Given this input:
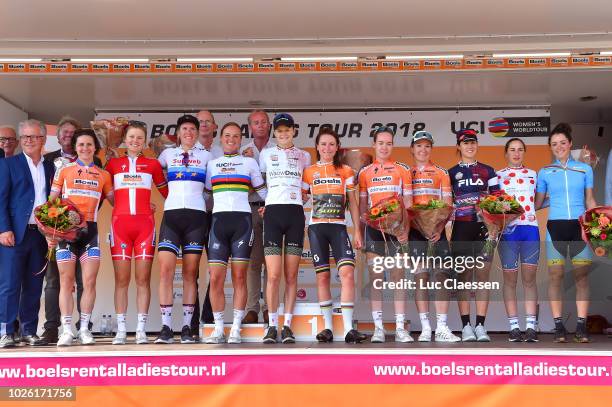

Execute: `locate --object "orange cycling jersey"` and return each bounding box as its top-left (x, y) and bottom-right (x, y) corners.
top-left (51, 160), bottom-right (113, 222)
top-left (410, 162), bottom-right (452, 205)
top-left (302, 162), bottom-right (355, 225)
top-left (358, 160), bottom-right (412, 208)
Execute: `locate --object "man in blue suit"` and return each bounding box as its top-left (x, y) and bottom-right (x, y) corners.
top-left (0, 119), bottom-right (54, 348)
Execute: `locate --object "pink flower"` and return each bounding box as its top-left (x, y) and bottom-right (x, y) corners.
top-left (601, 233), bottom-right (608, 240)
top-left (598, 216), bottom-right (610, 227)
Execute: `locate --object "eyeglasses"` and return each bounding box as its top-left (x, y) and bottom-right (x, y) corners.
top-left (0, 137), bottom-right (17, 143)
top-left (128, 120), bottom-right (147, 128)
top-left (21, 135), bottom-right (45, 142)
top-left (373, 125), bottom-right (396, 136)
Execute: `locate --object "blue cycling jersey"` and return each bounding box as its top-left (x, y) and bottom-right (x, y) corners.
top-left (536, 158), bottom-right (593, 220)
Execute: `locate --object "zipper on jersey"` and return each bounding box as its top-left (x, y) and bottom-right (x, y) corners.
top-left (563, 167), bottom-right (571, 220)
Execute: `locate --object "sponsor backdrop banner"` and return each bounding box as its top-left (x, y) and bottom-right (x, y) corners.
top-left (96, 109), bottom-right (550, 147)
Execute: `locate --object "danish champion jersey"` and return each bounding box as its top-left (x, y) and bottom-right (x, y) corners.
top-left (259, 145), bottom-right (311, 206)
top-left (358, 161), bottom-right (412, 208)
top-left (302, 162), bottom-right (355, 225)
top-left (497, 166), bottom-right (538, 227)
top-left (205, 153), bottom-right (267, 213)
top-left (158, 147), bottom-right (211, 212)
top-left (448, 161), bottom-right (500, 222)
top-left (536, 158), bottom-right (593, 220)
top-left (106, 155), bottom-right (168, 216)
top-left (411, 163), bottom-right (452, 205)
top-left (51, 160), bottom-right (113, 222)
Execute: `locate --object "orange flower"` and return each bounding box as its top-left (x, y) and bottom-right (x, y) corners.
top-left (594, 247), bottom-right (606, 257)
top-left (370, 207), bottom-right (381, 217)
top-left (388, 199), bottom-right (399, 206)
top-left (486, 196), bottom-right (496, 202)
top-left (598, 215), bottom-right (611, 227)
top-left (48, 207), bottom-right (60, 219)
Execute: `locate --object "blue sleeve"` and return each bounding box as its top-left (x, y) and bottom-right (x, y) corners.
top-left (536, 169), bottom-right (547, 194)
top-left (0, 159), bottom-right (12, 233)
top-left (584, 164), bottom-right (594, 189)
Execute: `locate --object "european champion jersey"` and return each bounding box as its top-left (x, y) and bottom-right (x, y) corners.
top-left (259, 145), bottom-right (311, 206)
top-left (448, 161), bottom-right (500, 222)
top-left (158, 146), bottom-right (211, 212)
top-left (106, 155), bottom-right (168, 216)
top-left (536, 158), bottom-right (593, 220)
top-left (205, 153), bottom-right (267, 214)
top-left (497, 166), bottom-right (537, 227)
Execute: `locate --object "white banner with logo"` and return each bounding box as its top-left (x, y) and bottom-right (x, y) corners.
top-left (96, 109), bottom-right (550, 148)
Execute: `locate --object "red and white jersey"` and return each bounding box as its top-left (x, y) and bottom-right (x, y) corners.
top-left (106, 155), bottom-right (168, 216)
top-left (497, 166), bottom-right (538, 227)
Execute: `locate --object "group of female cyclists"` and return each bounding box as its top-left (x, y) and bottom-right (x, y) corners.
top-left (49, 112), bottom-right (596, 347)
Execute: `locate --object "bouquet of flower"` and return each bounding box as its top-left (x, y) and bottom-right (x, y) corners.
top-left (579, 206), bottom-right (612, 258)
top-left (91, 117), bottom-right (130, 160)
top-left (571, 145), bottom-right (600, 169)
top-left (149, 133), bottom-right (178, 157)
top-left (361, 197), bottom-right (410, 252)
top-left (407, 199), bottom-right (454, 256)
top-left (34, 198), bottom-right (87, 264)
top-left (477, 193), bottom-right (525, 256)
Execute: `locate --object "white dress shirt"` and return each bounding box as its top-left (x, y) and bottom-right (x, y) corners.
top-left (25, 153), bottom-right (47, 224)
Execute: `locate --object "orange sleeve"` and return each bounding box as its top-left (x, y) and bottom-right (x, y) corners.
top-left (302, 167), bottom-right (311, 193)
top-left (441, 170), bottom-right (452, 198)
top-left (358, 167), bottom-right (367, 196)
top-left (51, 167), bottom-right (65, 194)
top-left (401, 165), bottom-right (413, 196)
top-left (344, 166), bottom-right (356, 191)
top-left (102, 170), bottom-right (113, 197)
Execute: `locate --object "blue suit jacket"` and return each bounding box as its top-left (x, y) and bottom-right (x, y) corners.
top-left (0, 153), bottom-right (54, 245)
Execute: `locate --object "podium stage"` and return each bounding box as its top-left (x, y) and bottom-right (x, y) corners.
top-left (1, 334), bottom-right (610, 406)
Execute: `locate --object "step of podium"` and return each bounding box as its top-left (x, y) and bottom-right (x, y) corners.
top-left (201, 315), bottom-right (350, 342)
top-left (356, 321), bottom-right (410, 334)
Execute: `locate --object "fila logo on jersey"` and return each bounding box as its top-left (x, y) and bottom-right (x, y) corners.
top-left (372, 176), bottom-right (392, 183)
top-left (457, 178), bottom-right (484, 187)
top-left (313, 178), bottom-right (341, 186)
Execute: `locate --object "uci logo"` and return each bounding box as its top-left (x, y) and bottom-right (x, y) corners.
top-left (457, 178), bottom-right (484, 187)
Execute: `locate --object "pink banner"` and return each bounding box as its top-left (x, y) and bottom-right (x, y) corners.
top-left (1, 354), bottom-right (610, 387)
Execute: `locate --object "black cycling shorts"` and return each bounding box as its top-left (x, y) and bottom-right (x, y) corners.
top-left (450, 221), bottom-right (487, 259)
top-left (208, 212), bottom-right (253, 267)
top-left (263, 204), bottom-right (305, 256)
top-left (307, 223), bottom-right (355, 274)
top-left (158, 209), bottom-right (209, 256)
top-left (364, 225), bottom-right (400, 256)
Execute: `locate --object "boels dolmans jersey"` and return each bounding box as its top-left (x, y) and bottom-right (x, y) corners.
top-left (302, 162), bottom-right (355, 225)
top-left (411, 162), bottom-right (452, 205)
top-left (51, 160), bottom-right (113, 222)
top-left (358, 160), bottom-right (412, 208)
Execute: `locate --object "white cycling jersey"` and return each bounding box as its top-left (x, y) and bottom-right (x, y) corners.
top-left (259, 145), bottom-right (311, 206)
top-left (205, 153), bottom-right (267, 214)
top-left (158, 146), bottom-right (212, 212)
top-left (497, 166), bottom-right (538, 227)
